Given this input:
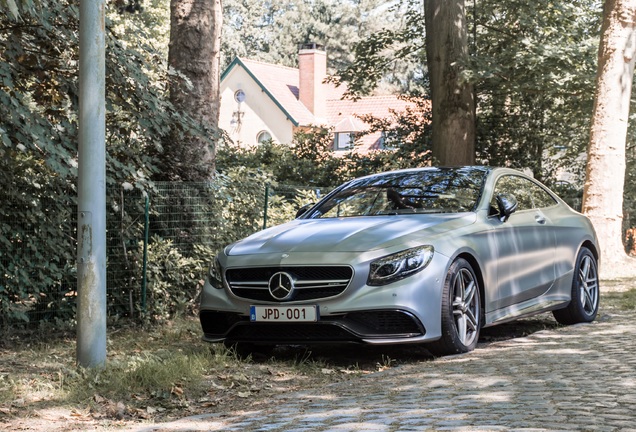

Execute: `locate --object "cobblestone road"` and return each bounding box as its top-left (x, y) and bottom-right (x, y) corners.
top-left (134, 310), bottom-right (636, 432)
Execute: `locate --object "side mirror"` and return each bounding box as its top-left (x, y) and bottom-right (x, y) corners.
top-left (496, 193), bottom-right (518, 222)
top-left (295, 203), bottom-right (314, 219)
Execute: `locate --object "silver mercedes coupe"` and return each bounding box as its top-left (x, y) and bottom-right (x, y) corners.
top-left (199, 166), bottom-right (600, 356)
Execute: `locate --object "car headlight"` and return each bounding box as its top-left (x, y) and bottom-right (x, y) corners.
top-left (368, 246), bottom-right (434, 286)
top-left (208, 257), bottom-right (223, 289)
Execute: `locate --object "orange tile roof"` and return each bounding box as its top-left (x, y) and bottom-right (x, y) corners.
top-left (326, 95), bottom-right (414, 121)
top-left (239, 59), bottom-right (316, 126)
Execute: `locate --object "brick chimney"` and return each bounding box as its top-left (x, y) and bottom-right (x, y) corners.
top-left (298, 43), bottom-right (327, 120)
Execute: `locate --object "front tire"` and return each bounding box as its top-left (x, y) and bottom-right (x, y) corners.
top-left (428, 258), bottom-right (481, 356)
top-left (552, 247), bottom-right (599, 325)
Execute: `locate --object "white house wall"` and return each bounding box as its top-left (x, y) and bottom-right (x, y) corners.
top-left (219, 67), bottom-right (295, 147)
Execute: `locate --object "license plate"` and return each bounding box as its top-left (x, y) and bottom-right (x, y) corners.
top-left (250, 305), bottom-right (318, 322)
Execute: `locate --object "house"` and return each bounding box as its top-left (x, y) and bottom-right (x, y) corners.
top-left (218, 43), bottom-right (417, 152)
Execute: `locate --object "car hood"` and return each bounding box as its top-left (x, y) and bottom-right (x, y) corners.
top-left (226, 213), bottom-right (476, 255)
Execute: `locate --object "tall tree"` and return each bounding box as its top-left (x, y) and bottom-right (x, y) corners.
top-left (424, 0), bottom-right (475, 166)
top-left (583, 0), bottom-right (636, 277)
top-left (166, 0), bottom-right (222, 180)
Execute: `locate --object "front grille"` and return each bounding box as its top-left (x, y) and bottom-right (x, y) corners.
top-left (225, 266), bottom-right (353, 302)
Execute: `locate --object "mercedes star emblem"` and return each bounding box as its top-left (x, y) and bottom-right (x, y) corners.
top-left (268, 272), bottom-right (295, 301)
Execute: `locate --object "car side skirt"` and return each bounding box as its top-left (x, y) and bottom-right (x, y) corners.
top-left (484, 269), bottom-right (573, 326)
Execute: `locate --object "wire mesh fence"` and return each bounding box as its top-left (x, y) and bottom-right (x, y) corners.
top-left (0, 181), bottom-right (332, 328)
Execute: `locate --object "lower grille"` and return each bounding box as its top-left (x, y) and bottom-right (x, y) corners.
top-left (200, 310), bottom-right (425, 343)
top-left (229, 323), bottom-right (357, 342)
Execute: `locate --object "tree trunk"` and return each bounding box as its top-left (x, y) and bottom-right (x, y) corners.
top-left (424, 0), bottom-right (475, 166)
top-left (583, 0), bottom-right (636, 278)
top-left (167, 0), bottom-right (222, 180)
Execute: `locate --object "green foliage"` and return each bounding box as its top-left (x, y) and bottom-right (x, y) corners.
top-left (266, 188), bottom-right (328, 228)
top-left (348, 95), bottom-right (433, 176)
top-left (140, 236), bottom-right (212, 321)
top-left (0, 0), bottom-right (39, 20)
top-left (212, 168), bottom-right (273, 242)
top-left (326, 0), bottom-right (426, 96)
top-left (217, 131), bottom-right (345, 187)
top-left (335, 0), bottom-right (601, 184)
top-left (105, 173), bottom-right (271, 322)
top-left (0, 0), bottom-right (216, 325)
top-left (470, 0), bottom-right (601, 182)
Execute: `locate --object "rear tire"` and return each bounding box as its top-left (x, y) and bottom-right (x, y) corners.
top-left (428, 258), bottom-right (481, 357)
top-left (552, 247), bottom-right (599, 325)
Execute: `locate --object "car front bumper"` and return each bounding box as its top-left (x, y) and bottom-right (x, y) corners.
top-left (199, 249), bottom-right (450, 345)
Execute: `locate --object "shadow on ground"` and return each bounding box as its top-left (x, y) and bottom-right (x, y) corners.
top-left (241, 313), bottom-right (561, 370)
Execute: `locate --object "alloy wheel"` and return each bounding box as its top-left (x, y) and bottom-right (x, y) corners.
top-left (451, 267), bottom-right (480, 347)
top-left (578, 254), bottom-right (599, 316)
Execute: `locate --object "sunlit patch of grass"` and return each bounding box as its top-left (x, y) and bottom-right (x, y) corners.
top-left (618, 289), bottom-right (636, 310)
top-left (602, 288), bottom-right (636, 311)
top-left (0, 339), bottom-right (74, 407)
top-left (0, 373), bottom-right (18, 403)
top-left (64, 323), bottom-right (243, 407)
top-left (0, 316), bottom-right (247, 416)
top-left (623, 290), bottom-right (636, 309)
top-left (67, 348), bottom-right (211, 403)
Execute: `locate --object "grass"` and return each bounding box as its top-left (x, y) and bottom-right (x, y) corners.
top-left (601, 289), bottom-right (636, 311)
top-left (0, 319), bottom-right (247, 419)
top-left (0, 317), bottom-right (371, 427)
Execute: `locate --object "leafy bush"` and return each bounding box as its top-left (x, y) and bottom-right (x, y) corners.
top-left (0, 1), bottom-right (219, 326)
top-left (141, 236), bottom-right (214, 322)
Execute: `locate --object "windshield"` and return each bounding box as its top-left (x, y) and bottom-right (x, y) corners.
top-left (307, 167), bottom-right (489, 219)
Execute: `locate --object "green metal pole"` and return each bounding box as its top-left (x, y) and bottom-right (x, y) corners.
top-left (141, 194), bottom-right (149, 313)
top-left (263, 184), bottom-right (270, 230)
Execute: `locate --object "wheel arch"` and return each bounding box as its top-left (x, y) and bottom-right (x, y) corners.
top-left (581, 240), bottom-right (599, 263)
top-left (456, 252), bottom-right (486, 314)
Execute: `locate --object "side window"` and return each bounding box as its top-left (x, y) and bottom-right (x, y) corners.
top-left (492, 175), bottom-right (557, 213)
top-left (492, 176), bottom-right (533, 212)
top-left (529, 183), bottom-right (557, 208)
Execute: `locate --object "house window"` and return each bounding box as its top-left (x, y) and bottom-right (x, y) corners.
top-left (334, 132), bottom-right (354, 150)
top-left (257, 130), bottom-right (272, 144)
top-left (380, 131), bottom-right (395, 150)
top-left (234, 89), bottom-right (246, 103)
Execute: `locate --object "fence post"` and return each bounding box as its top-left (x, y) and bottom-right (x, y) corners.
top-left (262, 184), bottom-right (270, 230)
top-left (141, 194), bottom-right (149, 313)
